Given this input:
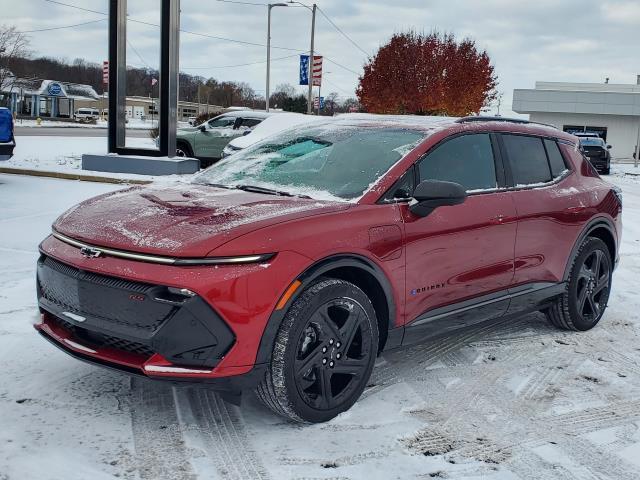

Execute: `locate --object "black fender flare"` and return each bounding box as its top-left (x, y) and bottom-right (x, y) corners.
top-left (254, 254), bottom-right (398, 366)
top-left (563, 216), bottom-right (617, 281)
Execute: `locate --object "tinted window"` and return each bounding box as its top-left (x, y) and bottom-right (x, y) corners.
top-left (208, 117), bottom-right (236, 128)
top-left (503, 135), bottom-right (551, 185)
top-left (242, 118), bottom-right (262, 128)
top-left (418, 134), bottom-right (497, 191)
top-left (544, 139), bottom-right (568, 177)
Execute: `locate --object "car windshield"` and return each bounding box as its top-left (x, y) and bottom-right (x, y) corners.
top-left (579, 137), bottom-right (605, 147)
top-left (193, 123), bottom-right (425, 201)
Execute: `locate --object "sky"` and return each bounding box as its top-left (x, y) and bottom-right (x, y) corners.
top-left (3, 0), bottom-right (640, 116)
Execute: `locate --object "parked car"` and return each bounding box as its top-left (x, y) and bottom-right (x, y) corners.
top-left (221, 112), bottom-right (324, 158)
top-left (0, 107), bottom-right (15, 160)
top-left (73, 108), bottom-right (100, 122)
top-left (578, 136), bottom-right (611, 174)
top-left (173, 111), bottom-right (273, 167)
top-left (36, 116), bottom-right (622, 423)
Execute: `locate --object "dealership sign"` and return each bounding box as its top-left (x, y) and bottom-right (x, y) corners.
top-left (299, 55), bottom-right (323, 86)
top-left (47, 83), bottom-right (63, 96)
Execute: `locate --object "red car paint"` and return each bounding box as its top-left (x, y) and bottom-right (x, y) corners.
top-left (36, 118), bottom-right (622, 382)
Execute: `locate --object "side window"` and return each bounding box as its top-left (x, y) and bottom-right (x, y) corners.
top-left (208, 117), bottom-right (236, 128)
top-left (242, 118), bottom-right (262, 128)
top-left (383, 168), bottom-right (415, 201)
top-left (502, 135), bottom-right (551, 185)
top-left (544, 139), bottom-right (568, 177)
top-left (418, 133), bottom-right (497, 191)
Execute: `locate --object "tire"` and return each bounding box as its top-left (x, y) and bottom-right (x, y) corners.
top-left (175, 141), bottom-right (193, 158)
top-left (545, 237), bottom-right (612, 331)
top-left (256, 278), bottom-right (379, 423)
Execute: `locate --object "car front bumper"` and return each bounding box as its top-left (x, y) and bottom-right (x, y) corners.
top-left (36, 234), bottom-right (310, 385)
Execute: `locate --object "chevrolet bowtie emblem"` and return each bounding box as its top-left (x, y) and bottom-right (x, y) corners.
top-left (80, 246), bottom-right (102, 258)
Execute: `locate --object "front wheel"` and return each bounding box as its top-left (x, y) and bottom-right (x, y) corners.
top-left (256, 278), bottom-right (379, 423)
top-left (545, 237), bottom-right (612, 331)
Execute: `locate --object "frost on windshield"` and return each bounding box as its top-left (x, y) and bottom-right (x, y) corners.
top-left (193, 123), bottom-right (426, 202)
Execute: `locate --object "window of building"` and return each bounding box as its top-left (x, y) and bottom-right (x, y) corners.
top-left (502, 135), bottom-right (552, 185)
top-left (418, 133), bottom-right (497, 191)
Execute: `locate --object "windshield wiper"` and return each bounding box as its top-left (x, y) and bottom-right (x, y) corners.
top-left (201, 182), bottom-right (234, 189)
top-left (234, 184), bottom-right (312, 199)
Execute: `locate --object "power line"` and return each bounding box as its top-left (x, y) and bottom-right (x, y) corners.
top-left (317, 6), bottom-right (370, 58)
top-left (324, 56), bottom-right (361, 76)
top-left (43, 0), bottom-right (106, 16)
top-left (41, 0), bottom-right (363, 75)
top-left (18, 18), bottom-right (106, 34)
top-left (127, 40), bottom-right (153, 70)
top-left (215, 0), bottom-right (269, 5)
top-left (322, 76), bottom-right (354, 96)
top-left (183, 53), bottom-right (299, 70)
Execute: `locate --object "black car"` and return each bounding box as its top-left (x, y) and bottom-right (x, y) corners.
top-left (578, 136), bottom-right (611, 174)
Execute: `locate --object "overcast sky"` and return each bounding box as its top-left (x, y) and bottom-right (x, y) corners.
top-left (4, 0), bottom-right (640, 116)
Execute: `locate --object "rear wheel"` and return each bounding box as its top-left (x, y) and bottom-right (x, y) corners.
top-left (545, 237), bottom-right (612, 331)
top-left (256, 278), bottom-right (378, 423)
top-left (175, 141), bottom-right (193, 158)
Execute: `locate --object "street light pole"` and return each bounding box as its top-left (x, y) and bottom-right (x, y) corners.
top-left (307, 3), bottom-right (316, 115)
top-left (266, 3), bottom-right (288, 112)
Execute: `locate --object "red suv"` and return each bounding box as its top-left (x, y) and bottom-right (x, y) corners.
top-left (36, 116), bottom-right (622, 423)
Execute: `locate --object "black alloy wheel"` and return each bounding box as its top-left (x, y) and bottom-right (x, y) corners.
top-left (256, 278), bottom-right (379, 423)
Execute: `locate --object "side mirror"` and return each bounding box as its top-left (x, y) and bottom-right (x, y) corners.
top-left (409, 180), bottom-right (467, 217)
top-left (606, 145), bottom-right (612, 149)
top-left (199, 125), bottom-right (207, 133)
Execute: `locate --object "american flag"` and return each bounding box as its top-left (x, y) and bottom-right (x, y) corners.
top-left (151, 78), bottom-right (158, 87)
top-left (102, 61), bottom-right (109, 85)
top-left (312, 56), bottom-right (323, 86)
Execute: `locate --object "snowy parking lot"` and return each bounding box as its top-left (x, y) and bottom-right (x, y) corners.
top-left (1, 169), bottom-right (640, 480)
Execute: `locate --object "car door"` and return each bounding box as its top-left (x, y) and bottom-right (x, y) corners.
top-left (499, 134), bottom-right (583, 307)
top-left (400, 133), bottom-right (517, 344)
top-left (194, 116), bottom-right (237, 158)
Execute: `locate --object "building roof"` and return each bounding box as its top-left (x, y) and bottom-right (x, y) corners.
top-left (0, 76), bottom-right (100, 101)
top-left (513, 80), bottom-right (640, 117)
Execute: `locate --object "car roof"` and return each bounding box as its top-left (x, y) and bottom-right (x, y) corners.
top-left (219, 110), bottom-right (274, 120)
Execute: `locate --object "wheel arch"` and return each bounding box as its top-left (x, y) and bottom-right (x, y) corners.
top-left (254, 254), bottom-right (398, 365)
top-left (563, 216), bottom-right (617, 281)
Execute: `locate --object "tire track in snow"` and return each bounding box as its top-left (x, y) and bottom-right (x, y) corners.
top-left (174, 388), bottom-right (270, 480)
top-left (129, 378), bottom-right (196, 480)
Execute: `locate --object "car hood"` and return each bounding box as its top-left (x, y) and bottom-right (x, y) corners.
top-left (52, 183), bottom-right (350, 258)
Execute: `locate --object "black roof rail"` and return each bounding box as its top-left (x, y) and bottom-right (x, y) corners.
top-left (456, 115), bottom-right (558, 129)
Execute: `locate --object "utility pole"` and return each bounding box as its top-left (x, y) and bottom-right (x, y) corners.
top-left (635, 116), bottom-right (640, 168)
top-left (307, 3), bottom-right (316, 115)
top-left (266, 3), bottom-right (288, 112)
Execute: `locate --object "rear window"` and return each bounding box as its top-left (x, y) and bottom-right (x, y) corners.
top-left (544, 139), bottom-right (568, 177)
top-left (503, 135), bottom-right (551, 186)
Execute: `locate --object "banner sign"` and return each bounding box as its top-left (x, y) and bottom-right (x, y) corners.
top-left (299, 55), bottom-right (309, 85)
top-left (312, 56), bottom-right (323, 86)
top-left (300, 55), bottom-right (323, 86)
top-left (314, 96), bottom-right (325, 109)
top-left (102, 61), bottom-right (109, 85)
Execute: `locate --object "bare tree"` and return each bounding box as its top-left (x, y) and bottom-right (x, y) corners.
top-left (0, 25), bottom-right (31, 102)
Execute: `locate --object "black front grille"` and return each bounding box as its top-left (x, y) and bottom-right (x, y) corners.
top-left (51, 314), bottom-right (155, 357)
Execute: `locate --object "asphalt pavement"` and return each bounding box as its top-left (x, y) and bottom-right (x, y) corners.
top-left (14, 126), bottom-right (151, 138)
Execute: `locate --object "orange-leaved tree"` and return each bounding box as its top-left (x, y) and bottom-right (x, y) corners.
top-left (357, 31), bottom-right (497, 116)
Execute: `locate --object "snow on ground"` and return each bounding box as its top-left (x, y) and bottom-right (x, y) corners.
top-left (1, 168), bottom-right (640, 480)
top-left (3, 135), bottom-right (188, 184)
top-left (12, 118), bottom-right (184, 130)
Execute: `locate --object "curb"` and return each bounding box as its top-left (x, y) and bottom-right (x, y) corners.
top-left (0, 167), bottom-right (152, 185)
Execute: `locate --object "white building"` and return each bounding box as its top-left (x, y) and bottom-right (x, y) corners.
top-left (513, 79), bottom-right (640, 160)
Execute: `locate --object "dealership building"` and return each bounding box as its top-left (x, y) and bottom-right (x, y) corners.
top-left (512, 79), bottom-right (640, 160)
top-left (1, 74), bottom-right (220, 121)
